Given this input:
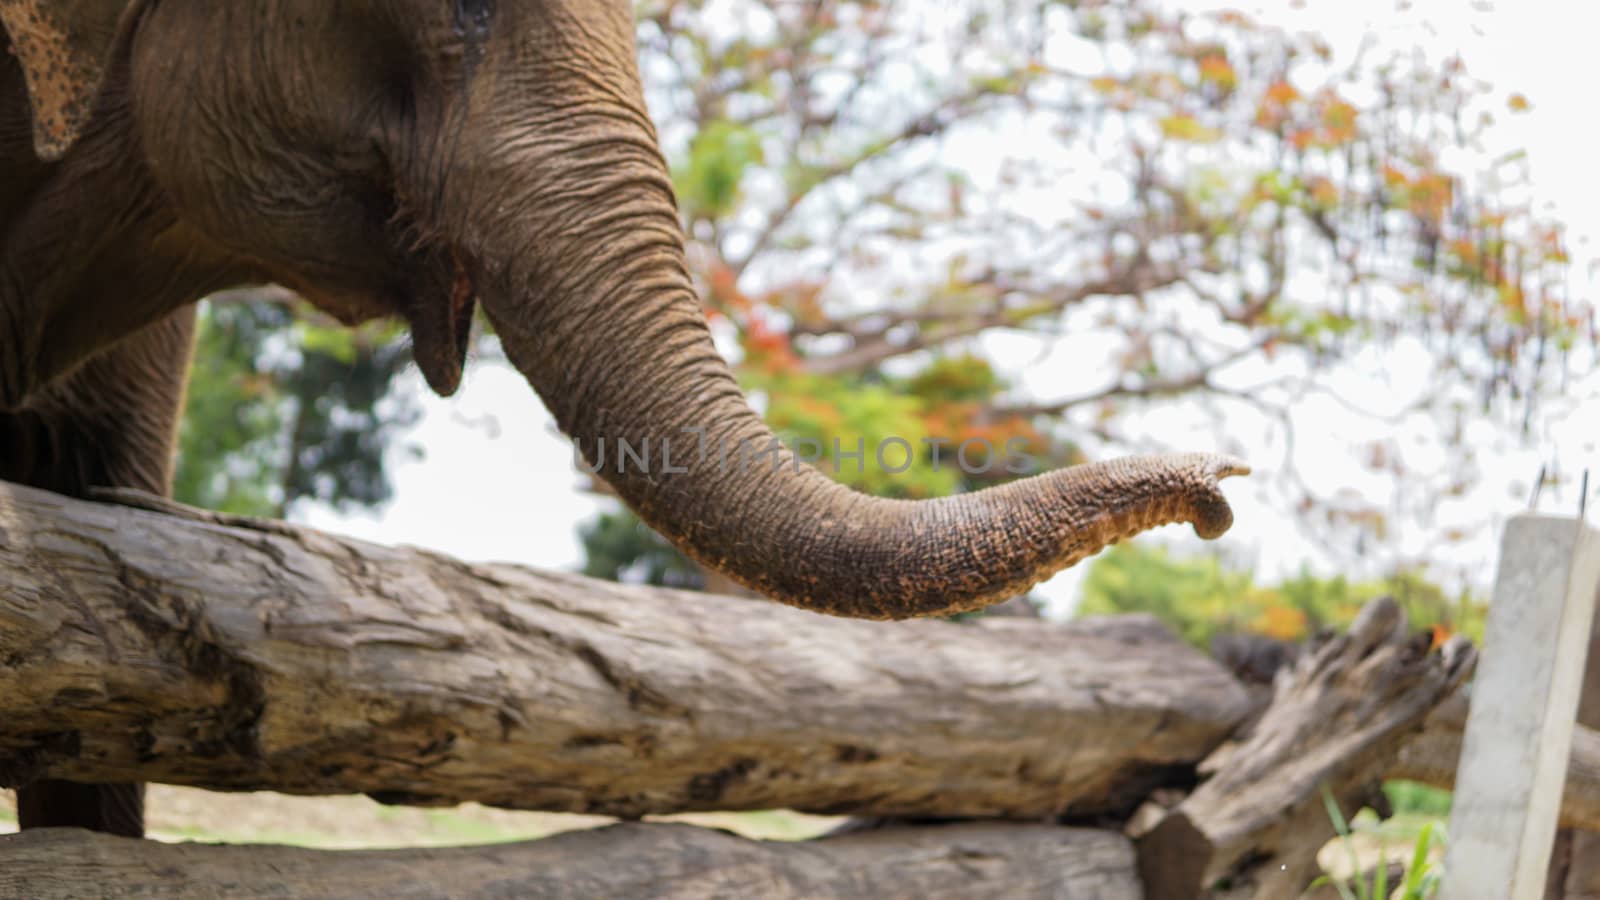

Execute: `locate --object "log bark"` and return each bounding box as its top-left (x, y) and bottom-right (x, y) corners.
top-left (1136, 598), bottom-right (1478, 900)
top-left (0, 822), bottom-right (1142, 899)
top-left (1390, 691), bottom-right (1600, 833)
top-left (0, 480), bottom-right (1252, 819)
top-left (1550, 583), bottom-right (1600, 900)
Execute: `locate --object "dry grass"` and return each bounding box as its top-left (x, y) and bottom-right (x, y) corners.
top-left (0, 787), bottom-right (841, 848)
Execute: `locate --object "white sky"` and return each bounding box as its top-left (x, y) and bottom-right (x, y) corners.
top-left (298, 0), bottom-right (1600, 615)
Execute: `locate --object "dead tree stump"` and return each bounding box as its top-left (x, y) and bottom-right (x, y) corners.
top-left (1137, 597), bottom-right (1476, 899)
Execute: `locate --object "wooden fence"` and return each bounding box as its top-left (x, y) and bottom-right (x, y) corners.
top-left (0, 479), bottom-right (1590, 898)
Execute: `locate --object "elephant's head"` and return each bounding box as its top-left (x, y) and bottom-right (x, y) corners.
top-left (1, 0), bottom-right (1246, 618)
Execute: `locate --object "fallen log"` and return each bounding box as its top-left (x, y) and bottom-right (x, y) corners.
top-left (1136, 598), bottom-right (1477, 900)
top-left (1199, 629), bottom-right (1600, 835)
top-left (0, 822), bottom-right (1142, 899)
top-left (0, 480), bottom-right (1252, 819)
top-left (1390, 690), bottom-right (1600, 832)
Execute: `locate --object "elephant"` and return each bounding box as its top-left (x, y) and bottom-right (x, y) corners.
top-left (0, 0), bottom-right (1248, 837)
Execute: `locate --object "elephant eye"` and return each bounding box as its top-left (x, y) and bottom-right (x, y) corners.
top-left (454, 0), bottom-right (494, 39)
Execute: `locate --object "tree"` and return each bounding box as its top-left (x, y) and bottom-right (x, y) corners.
top-left (1077, 543), bottom-right (1486, 650)
top-left (173, 291), bottom-right (424, 518)
top-left (581, 0), bottom-right (1592, 591)
top-left (580, 509), bottom-right (708, 589)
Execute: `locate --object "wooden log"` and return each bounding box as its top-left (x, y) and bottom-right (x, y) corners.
top-left (1550, 579), bottom-right (1600, 900)
top-left (0, 822), bottom-right (1143, 899)
top-left (1197, 630), bottom-right (1600, 834)
top-left (0, 480), bottom-right (1253, 819)
top-left (1135, 597), bottom-right (1477, 900)
top-left (1195, 625), bottom-right (1600, 835)
top-left (1442, 516), bottom-right (1600, 900)
top-left (1389, 691), bottom-right (1600, 833)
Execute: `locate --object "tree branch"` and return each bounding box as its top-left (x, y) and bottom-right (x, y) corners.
top-left (798, 262), bottom-right (1191, 376)
top-left (995, 334), bottom-right (1277, 419)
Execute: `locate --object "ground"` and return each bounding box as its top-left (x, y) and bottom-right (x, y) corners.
top-left (0, 788), bottom-right (840, 847)
top-left (1, 786), bottom-right (1440, 889)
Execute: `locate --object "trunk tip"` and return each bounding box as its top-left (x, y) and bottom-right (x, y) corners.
top-left (1184, 452), bottom-right (1250, 539)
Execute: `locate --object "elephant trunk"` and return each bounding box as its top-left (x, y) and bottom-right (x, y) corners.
top-left (442, 29), bottom-right (1246, 619)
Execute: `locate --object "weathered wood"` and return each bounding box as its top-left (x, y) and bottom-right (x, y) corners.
top-left (0, 480), bottom-right (1252, 819)
top-left (1550, 580), bottom-right (1600, 900)
top-left (1196, 630), bottom-right (1600, 835)
top-left (1390, 691), bottom-right (1600, 833)
top-left (0, 822), bottom-right (1142, 899)
top-left (1561, 834), bottom-right (1600, 900)
top-left (1443, 516), bottom-right (1600, 900)
top-left (1543, 828), bottom-right (1600, 900)
top-left (1198, 629), bottom-right (1600, 835)
top-left (1135, 598), bottom-right (1476, 900)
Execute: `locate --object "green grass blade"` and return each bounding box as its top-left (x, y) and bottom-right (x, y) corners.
top-left (1402, 822), bottom-right (1434, 896)
top-left (1321, 786), bottom-right (1371, 900)
top-left (1322, 785), bottom-right (1352, 836)
top-left (1375, 835), bottom-right (1389, 899)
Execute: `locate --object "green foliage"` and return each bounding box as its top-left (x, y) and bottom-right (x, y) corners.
top-left (174, 304), bottom-right (292, 516)
top-left (742, 353), bottom-right (1059, 498)
top-left (172, 298), bottom-right (421, 517)
top-left (1383, 781), bottom-right (1453, 819)
top-left (277, 321), bottom-right (420, 511)
top-left (1311, 785), bottom-right (1445, 899)
top-left (1078, 544), bottom-right (1256, 646)
top-left (752, 368), bottom-right (962, 499)
top-left (1078, 544), bottom-right (1485, 648)
top-left (903, 355), bottom-right (1005, 406)
top-left (672, 120), bottom-right (765, 222)
top-left (579, 510), bottom-right (706, 589)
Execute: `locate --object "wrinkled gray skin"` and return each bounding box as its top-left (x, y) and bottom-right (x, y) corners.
top-left (0, 0), bottom-right (1247, 836)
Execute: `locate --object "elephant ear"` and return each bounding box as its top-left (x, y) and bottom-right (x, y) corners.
top-left (0, 0), bottom-right (129, 161)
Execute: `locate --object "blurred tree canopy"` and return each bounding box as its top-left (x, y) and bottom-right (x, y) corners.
top-left (589, 0), bottom-right (1592, 589)
top-left (173, 292), bottom-right (424, 517)
top-left (580, 509), bottom-right (709, 590)
top-left (1078, 543), bottom-right (1485, 649)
